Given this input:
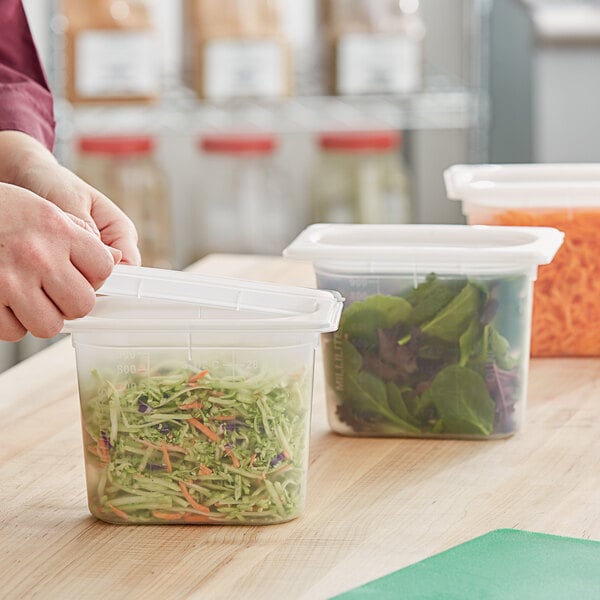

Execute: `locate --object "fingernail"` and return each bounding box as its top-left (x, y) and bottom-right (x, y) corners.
top-left (106, 245), bottom-right (123, 264)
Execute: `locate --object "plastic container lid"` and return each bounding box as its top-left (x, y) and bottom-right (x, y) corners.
top-left (63, 265), bottom-right (343, 332)
top-left (283, 223), bottom-right (565, 275)
top-left (200, 134), bottom-right (278, 155)
top-left (77, 136), bottom-right (155, 156)
top-left (444, 164), bottom-right (600, 208)
top-left (318, 131), bottom-right (401, 152)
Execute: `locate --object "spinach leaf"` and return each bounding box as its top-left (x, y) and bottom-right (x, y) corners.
top-left (407, 274), bottom-right (465, 325)
top-left (344, 371), bottom-right (421, 433)
top-left (421, 365), bottom-right (495, 436)
top-left (386, 381), bottom-right (420, 427)
top-left (488, 327), bottom-right (518, 370)
top-left (421, 282), bottom-right (483, 342)
top-left (459, 320), bottom-right (484, 367)
top-left (340, 294), bottom-right (412, 343)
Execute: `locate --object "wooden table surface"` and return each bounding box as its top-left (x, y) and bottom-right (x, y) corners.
top-left (1, 254), bottom-right (599, 600)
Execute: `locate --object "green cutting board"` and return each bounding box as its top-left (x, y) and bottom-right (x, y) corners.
top-left (332, 529), bottom-right (600, 599)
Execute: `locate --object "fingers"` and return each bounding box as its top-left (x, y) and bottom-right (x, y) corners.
top-left (41, 266), bottom-right (97, 321)
top-left (66, 212), bottom-right (123, 265)
top-left (12, 160), bottom-right (142, 267)
top-left (0, 234), bottom-right (109, 341)
top-left (0, 185), bottom-right (120, 342)
top-left (59, 191), bottom-right (140, 266)
top-left (67, 219), bottom-right (118, 290)
top-left (0, 306), bottom-right (27, 342)
top-left (8, 288), bottom-right (64, 339)
top-left (65, 212), bottom-right (101, 237)
top-left (107, 245), bottom-right (123, 264)
top-left (110, 236), bottom-right (141, 266)
top-left (90, 192), bottom-right (142, 266)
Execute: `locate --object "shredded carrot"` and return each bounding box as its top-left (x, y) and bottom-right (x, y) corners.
top-left (188, 370), bottom-right (209, 384)
top-left (248, 453), bottom-right (257, 467)
top-left (178, 481), bottom-right (211, 514)
top-left (213, 414), bottom-right (236, 421)
top-left (182, 513), bottom-right (211, 523)
top-left (108, 503), bottom-right (129, 521)
top-left (224, 445), bottom-right (240, 468)
top-left (98, 437), bottom-right (110, 464)
top-left (152, 510), bottom-right (184, 521)
top-left (161, 442), bottom-right (173, 473)
top-left (178, 402), bottom-right (205, 410)
top-left (198, 464), bottom-right (213, 476)
top-left (87, 443), bottom-right (100, 458)
top-left (481, 208), bottom-right (600, 356)
top-left (188, 417), bottom-right (220, 442)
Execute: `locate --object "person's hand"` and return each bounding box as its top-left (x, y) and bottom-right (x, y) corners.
top-left (0, 130), bottom-right (141, 266)
top-left (0, 183), bottom-right (121, 341)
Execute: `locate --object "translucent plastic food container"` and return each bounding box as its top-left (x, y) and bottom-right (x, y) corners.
top-left (445, 163), bottom-right (600, 357)
top-left (284, 224), bottom-right (563, 440)
top-left (64, 266), bottom-right (343, 525)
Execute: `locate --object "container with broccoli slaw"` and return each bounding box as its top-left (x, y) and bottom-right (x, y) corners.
top-left (283, 224), bottom-right (563, 440)
top-left (64, 265), bottom-right (343, 525)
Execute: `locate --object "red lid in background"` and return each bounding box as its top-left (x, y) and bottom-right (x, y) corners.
top-left (200, 134), bottom-right (278, 155)
top-left (77, 136), bottom-right (155, 156)
top-left (318, 131), bottom-right (401, 152)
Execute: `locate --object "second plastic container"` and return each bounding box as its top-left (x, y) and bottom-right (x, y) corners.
top-left (445, 163), bottom-right (600, 357)
top-left (284, 224), bottom-right (564, 440)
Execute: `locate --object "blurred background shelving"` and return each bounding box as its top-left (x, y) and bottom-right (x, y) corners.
top-left (21, 0), bottom-right (492, 263)
top-left (3, 0), bottom-right (492, 371)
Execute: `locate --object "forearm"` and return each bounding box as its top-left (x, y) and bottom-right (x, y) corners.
top-left (0, 129), bottom-right (58, 184)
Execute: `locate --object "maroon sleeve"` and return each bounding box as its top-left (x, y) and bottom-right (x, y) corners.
top-left (0, 0), bottom-right (56, 150)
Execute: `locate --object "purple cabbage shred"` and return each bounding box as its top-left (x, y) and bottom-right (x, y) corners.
top-left (270, 452), bottom-right (286, 467)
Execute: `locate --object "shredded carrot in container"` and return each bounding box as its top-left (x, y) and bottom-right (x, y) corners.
top-left (108, 504), bottom-right (129, 521)
top-left (178, 402), bottom-right (205, 410)
top-left (178, 481), bottom-right (211, 514)
top-left (152, 510), bottom-right (184, 521)
top-left (224, 445), bottom-right (240, 468)
top-left (188, 370), bottom-right (209, 385)
top-left (182, 513), bottom-right (211, 523)
top-left (161, 442), bottom-right (173, 473)
top-left (483, 208), bottom-right (600, 356)
top-left (98, 437), bottom-right (110, 464)
top-left (188, 417), bottom-right (220, 442)
top-left (198, 464), bottom-right (213, 476)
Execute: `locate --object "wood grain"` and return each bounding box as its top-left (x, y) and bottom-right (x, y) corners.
top-left (0, 255), bottom-right (598, 600)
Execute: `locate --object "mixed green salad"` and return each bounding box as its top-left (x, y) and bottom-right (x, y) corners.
top-left (80, 363), bottom-right (310, 524)
top-left (323, 273), bottom-right (526, 438)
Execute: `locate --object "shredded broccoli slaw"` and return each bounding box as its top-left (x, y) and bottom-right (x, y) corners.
top-left (80, 362), bottom-right (311, 524)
